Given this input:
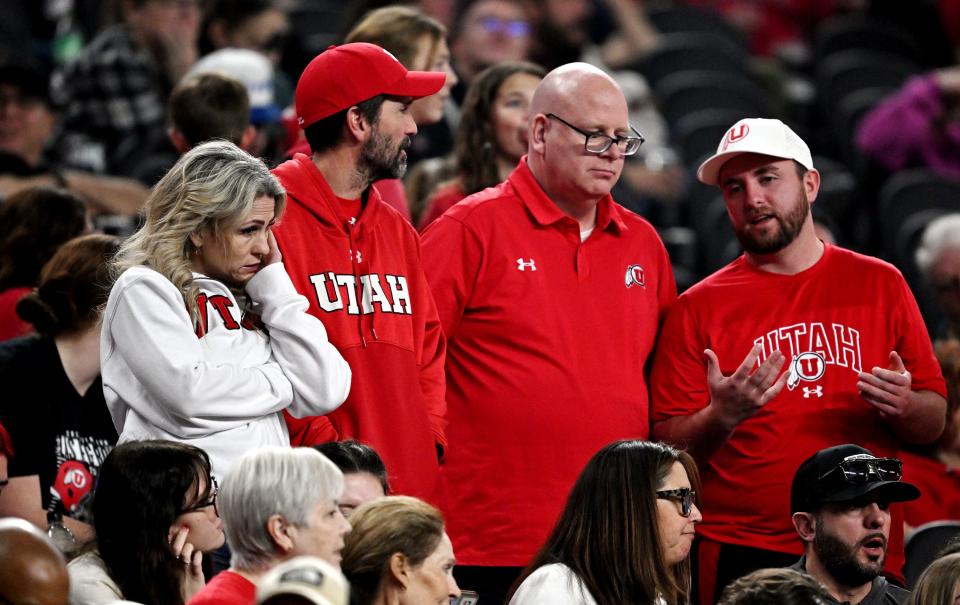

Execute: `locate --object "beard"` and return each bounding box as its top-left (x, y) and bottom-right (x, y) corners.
top-left (733, 190), bottom-right (809, 255)
top-left (813, 526), bottom-right (886, 589)
top-left (359, 127), bottom-right (410, 183)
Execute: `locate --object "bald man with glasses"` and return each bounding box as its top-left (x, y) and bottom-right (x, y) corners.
top-left (421, 62), bottom-right (675, 604)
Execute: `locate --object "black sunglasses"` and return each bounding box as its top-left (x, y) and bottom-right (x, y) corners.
top-left (816, 455), bottom-right (902, 495)
top-left (656, 487), bottom-right (697, 517)
top-left (179, 476), bottom-right (219, 517)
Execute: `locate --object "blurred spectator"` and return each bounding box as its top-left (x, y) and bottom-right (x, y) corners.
top-left (524, 0), bottom-right (658, 71)
top-left (52, 0), bottom-right (201, 177)
top-left (789, 445), bottom-right (918, 605)
top-left (508, 440), bottom-right (701, 605)
top-left (916, 214), bottom-right (960, 341)
top-left (0, 517), bottom-right (69, 605)
top-left (422, 63), bottom-right (675, 604)
top-left (718, 568), bottom-right (831, 605)
top-left (312, 441), bottom-right (389, 517)
top-left (417, 61), bottom-right (544, 229)
top-left (449, 0), bottom-right (533, 93)
top-left (0, 63), bottom-right (150, 215)
top-left (0, 234), bottom-right (120, 554)
top-left (340, 496), bottom-right (461, 605)
top-left (908, 551), bottom-right (960, 605)
top-left (651, 118), bottom-right (946, 602)
top-left (170, 71), bottom-right (252, 152)
top-left (188, 446), bottom-right (350, 604)
top-left (200, 0), bottom-right (293, 105)
top-left (68, 440), bottom-right (224, 604)
top-left (345, 6), bottom-right (460, 217)
top-left (272, 43), bottom-right (448, 502)
top-left (856, 66), bottom-right (960, 181)
top-left (256, 556), bottom-right (349, 605)
top-left (102, 141), bottom-right (350, 482)
top-left (901, 339), bottom-right (960, 530)
top-left (0, 186), bottom-right (88, 342)
top-left (188, 48), bottom-right (285, 159)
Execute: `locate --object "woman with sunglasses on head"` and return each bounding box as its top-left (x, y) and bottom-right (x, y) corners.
top-left (102, 141), bottom-right (351, 483)
top-left (68, 440), bottom-right (224, 605)
top-left (508, 440), bottom-right (702, 605)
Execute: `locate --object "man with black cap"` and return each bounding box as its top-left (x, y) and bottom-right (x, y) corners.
top-left (790, 444), bottom-right (920, 605)
top-left (272, 43), bottom-right (449, 503)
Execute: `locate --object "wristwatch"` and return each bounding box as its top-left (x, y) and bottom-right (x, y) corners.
top-left (47, 511), bottom-right (77, 553)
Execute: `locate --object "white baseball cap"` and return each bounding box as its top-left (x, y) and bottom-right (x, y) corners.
top-left (189, 48), bottom-right (281, 125)
top-left (256, 557), bottom-right (349, 605)
top-left (697, 118), bottom-right (814, 186)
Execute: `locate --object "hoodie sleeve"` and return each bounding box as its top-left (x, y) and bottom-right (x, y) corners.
top-left (102, 270), bottom-right (293, 437)
top-left (246, 263), bottom-right (352, 417)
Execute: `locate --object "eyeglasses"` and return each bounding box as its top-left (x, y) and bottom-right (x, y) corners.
top-left (477, 16), bottom-right (531, 37)
top-left (816, 455), bottom-right (902, 495)
top-left (179, 476), bottom-right (219, 517)
top-left (656, 487), bottom-right (696, 517)
top-left (546, 113), bottom-right (645, 155)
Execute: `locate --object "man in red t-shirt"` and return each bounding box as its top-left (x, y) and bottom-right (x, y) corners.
top-left (422, 62), bottom-right (675, 605)
top-left (650, 118), bottom-right (946, 604)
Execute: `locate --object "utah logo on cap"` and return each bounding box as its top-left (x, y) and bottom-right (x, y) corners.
top-left (720, 123), bottom-right (750, 152)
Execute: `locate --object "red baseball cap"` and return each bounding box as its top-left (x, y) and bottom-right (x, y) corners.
top-left (295, 43), bottom-right (446, 128)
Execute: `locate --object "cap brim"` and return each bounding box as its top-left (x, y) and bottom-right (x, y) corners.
top-left (383, 71), bottom-right (445, 100)
top-left (259, 585), bottom-right (336, 605)
top-left (820, 480), bottom-right (921, 506)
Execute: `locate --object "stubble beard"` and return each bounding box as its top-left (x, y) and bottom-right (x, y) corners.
top-left (357, 128), bottom-right (409, 187)
top-left (734, 190), bottom-right (809, 255)
top-left (813, 527), bottom-right (885, 589)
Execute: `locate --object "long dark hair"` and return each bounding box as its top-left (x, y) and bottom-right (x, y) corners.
top-left (455, 61), bottom-right (545, 195)
top-left (93, 440), bottom-right (214, 605)
top-left (512, 440), bottom-right (700, 605)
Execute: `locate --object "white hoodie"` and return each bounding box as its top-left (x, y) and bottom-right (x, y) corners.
top-left (100, 263), bottom-right (351, 478)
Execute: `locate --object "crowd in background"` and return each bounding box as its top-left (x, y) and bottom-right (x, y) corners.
top-left (2, 0), bottom-right (960, 604)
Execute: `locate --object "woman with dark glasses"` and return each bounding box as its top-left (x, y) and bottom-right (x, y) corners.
top-left (68, 440), bottom-right (225, 605)
top-left (509, 440), bottom-right (702, 605)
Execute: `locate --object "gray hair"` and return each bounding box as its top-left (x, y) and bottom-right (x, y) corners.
top-left (110, 140), bottom-right (285, 321)
top-left (221, 446), bottom-right (344, 571)
top-left (916, 214), bottom-right (960, 277)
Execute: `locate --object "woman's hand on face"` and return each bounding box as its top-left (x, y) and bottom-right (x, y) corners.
top-left (170, 526), bottom-right (206, 600)
top-left (262, 229), bottom-right (282, 268)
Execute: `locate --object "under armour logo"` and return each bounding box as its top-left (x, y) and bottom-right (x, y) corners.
top-left (516, 258), bottom-right (536, 271)
top-left (802, 386), bottom-right (823, 398)
top-left (349, 249), bottom-right (362, 263)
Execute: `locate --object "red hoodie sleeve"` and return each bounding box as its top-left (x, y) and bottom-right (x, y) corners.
top-left (411, 232), bottom-right (448, 457)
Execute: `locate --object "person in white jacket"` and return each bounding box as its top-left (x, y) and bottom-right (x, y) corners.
top-left (101, 140), bottom-right (351, 479)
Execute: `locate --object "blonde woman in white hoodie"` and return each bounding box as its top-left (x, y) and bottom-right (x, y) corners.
top-left (101, 140), bottom-right (351, 480)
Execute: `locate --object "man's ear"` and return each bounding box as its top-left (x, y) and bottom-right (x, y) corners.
top-left (345, 106), bottom-right (372, 143)
top-left (240, 125), bottom-right (257, 152)
top-left (804, 167), bottom-right (821, 204)
top-left (388, 552), bottom-right (411, 589)
top-left (169, 128), bottom-right (192, 155)
top-left (529, 114), bottom-right (547, 154)
top-left (793, 511), bottom-right (817, 543)
top-left (266, 514), bottom-right (295, 552)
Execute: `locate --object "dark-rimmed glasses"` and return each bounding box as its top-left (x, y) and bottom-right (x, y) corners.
top-left (656, 487), bottom-right (696, 517)
top-left (815, 455), bottom-right (901, 495)
top-left (179, 476), bottom-right (219, 517)
top-left (546, 113), bottom-right (645, 155)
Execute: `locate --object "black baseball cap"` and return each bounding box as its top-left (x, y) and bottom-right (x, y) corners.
top-left (790, 444), bottom-right (920, 514)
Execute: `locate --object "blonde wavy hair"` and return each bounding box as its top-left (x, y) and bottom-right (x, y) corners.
top-left (111, 140), bottom-right (285, 321)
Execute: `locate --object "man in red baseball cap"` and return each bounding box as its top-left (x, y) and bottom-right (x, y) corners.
top-left (271, 43), bottom-right (450, 503)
